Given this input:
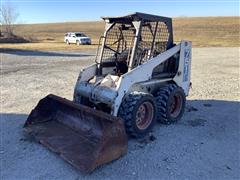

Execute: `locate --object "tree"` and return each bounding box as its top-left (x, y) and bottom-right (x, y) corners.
top-left (0, 3), bottom-right (19, 37)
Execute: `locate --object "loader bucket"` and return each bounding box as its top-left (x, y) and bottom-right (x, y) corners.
top-left (24, 94), bottom-right (128, 174)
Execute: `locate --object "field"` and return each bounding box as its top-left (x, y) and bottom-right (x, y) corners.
top-left (0, 15), bottom-right (240, 180)
top-left (1, 16), bottom-right (239, 51)
top-left (0, 47), bottom-right (239, 179)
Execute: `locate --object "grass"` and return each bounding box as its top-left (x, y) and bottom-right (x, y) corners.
top-left (0, 42), bottom-right (98, 51)
top-left (1, 16), bottom-right (239, 51)
top-left (172, 16), bottom-right (240, 47)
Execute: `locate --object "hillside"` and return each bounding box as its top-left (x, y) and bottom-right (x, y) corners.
top-left (1, 16), bottom-right (239, 50)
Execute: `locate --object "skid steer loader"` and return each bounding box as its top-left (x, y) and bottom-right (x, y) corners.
top-left (24, 12), bottom-right (192, 173)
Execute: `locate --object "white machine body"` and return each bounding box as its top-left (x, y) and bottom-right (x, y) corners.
top-left (74, 40), bottom-right (191, 116)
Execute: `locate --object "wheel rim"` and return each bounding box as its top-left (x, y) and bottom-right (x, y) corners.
top-left (169, 93), bottom-right (183, 118)
top-left (135, 101), bottom-right (154, 130)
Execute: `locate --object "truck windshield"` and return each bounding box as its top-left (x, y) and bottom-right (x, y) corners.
top-left (76, 33), bottom-right (87, 37)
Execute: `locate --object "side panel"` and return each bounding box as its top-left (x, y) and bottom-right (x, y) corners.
top-left (112, 43), bottom-right (181, 116)
top-left (77, 63), bottom-right (97, 82)
top-left (173, 41), bottom-right (192, 95)
top-left (73, 63), bottom-right (97, 100)
top-left (69, 34), bottom-right (74, 43)
top-left (129, 78), bottom-right (172, 94)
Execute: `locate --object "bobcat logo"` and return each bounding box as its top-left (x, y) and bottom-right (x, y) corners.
top-left (183, 48), bottom-right (191, 82)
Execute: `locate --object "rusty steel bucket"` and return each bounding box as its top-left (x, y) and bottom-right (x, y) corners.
top-left (24, 94), bottom-right (128, 174)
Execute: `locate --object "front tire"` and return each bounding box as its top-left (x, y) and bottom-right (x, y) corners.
top-left (118, 92), bottom-right (157, 138)
top-left (155, 84), bottom-right (186, 124)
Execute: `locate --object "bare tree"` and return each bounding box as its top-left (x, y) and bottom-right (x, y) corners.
top-left (0, 3), bottom-right (19, 37)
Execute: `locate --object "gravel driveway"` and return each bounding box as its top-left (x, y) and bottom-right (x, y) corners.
top-left (0, 47), bottom-right (239, 180)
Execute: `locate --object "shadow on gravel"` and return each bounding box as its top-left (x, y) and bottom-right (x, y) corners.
top-left (1, 99), bottom-right (239, 175)
top-left (1, 99), bottom-right (239, 138)
top-left (0, 48), bottom-right (94, 57)
top-left (0, 100), bottom-right (240, 144)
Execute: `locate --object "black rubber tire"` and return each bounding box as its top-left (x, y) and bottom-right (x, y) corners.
top-left (155, 84), bottom-right (186, 124)
top-left (118, 92), bottom-right (157, 138)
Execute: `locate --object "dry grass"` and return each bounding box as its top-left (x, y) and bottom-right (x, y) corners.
top-left (1, 16), bottom-right (239, 51)
top-left (0, 42), bottom-right (98, 51)
top-left (13, 21), bottom-right (104, 44)
top-left (173, 16), bottom-right (240, 47)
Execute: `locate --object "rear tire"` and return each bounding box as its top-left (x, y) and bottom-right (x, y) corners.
top-left (155, 84), bottom-right (186, 124)
top-left (118, 92), bottom-right (157, 138)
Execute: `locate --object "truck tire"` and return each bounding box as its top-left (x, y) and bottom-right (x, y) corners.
top-left (118, 92), bottom-right (157, 138)
top-left (155, 84), bottom-right (186, 124)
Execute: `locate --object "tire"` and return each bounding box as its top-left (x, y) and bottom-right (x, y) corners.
top-left (118, 92), bottom-right (157, 138)
top-left (155, 84), bottom-right (186, 124)
top-left (76, 40), bottom-right (80, 46)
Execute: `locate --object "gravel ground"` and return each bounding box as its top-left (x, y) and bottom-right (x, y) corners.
top-left (0, 47), bottom-right (239, 180)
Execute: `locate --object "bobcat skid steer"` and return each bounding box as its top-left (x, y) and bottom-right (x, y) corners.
top-left (24, 12), bottom-right (192, 173)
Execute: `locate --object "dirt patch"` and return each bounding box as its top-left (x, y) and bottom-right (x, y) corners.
top-left (187, 118), bottom-right (207, 127)
top-left (203, 103), bottom-right (212, 107)
top-left (186, 105), bottom-right (198, 112)
top-left (0, 35), bottom-right (30, 43)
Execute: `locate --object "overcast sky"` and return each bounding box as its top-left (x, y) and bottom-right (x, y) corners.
top-left (2, 0), bottom-right (239, 24)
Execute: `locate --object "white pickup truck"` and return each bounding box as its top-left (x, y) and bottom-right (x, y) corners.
top-left (64, 32), bottom-right (91, 45)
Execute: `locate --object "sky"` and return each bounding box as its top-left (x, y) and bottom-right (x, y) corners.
top-left (1, 0), bottom-right (239, 24)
